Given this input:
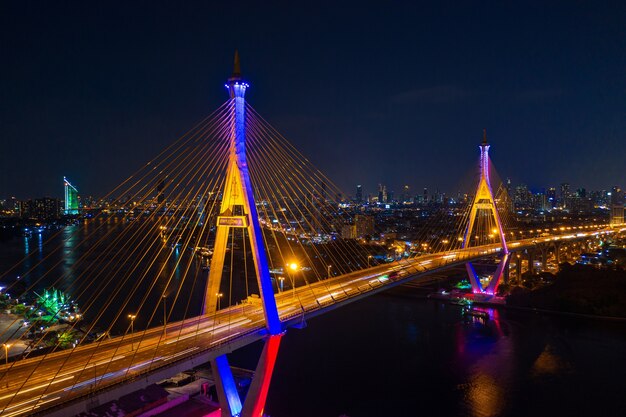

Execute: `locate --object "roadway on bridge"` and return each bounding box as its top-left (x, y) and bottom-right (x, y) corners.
top-left (0, 229), bottom-right (613, 416)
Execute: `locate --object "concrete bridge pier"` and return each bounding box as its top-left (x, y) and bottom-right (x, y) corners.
top-left (553, 241), bottom-right (561, 265)
top-left (526, 249), bottom-right (534, 275)
top-left (539, 245), bottom-right (548, 272)
top-left (503, 256), bottom-right (510, 285)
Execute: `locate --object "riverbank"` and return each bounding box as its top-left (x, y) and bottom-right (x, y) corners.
top-left (507, 264), bottom-right (626, 318)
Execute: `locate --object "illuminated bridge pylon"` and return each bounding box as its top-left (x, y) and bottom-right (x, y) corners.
top-left (461, 131), bottom-right (509, 294)
top-left (205, 52), bottom-right (283, 417)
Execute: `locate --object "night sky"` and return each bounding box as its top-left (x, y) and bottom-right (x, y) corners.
top-left (1, 1), bottom-right (625, 200)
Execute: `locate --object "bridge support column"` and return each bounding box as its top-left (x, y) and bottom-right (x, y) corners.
top-left (515, 253), bottom-right (521, 284)
top-left (211, 355), bottom-right (243, 417)
top-left (540, 246), bottom-right (548, 272)
top-left (241, 334), bottom-right (283, 417)
top-left (527, 250), bottom-right (534, 275)
top-left (503, 256), bottom-right (510, 284)
top-left (554, 242), bottom-right (561, 265)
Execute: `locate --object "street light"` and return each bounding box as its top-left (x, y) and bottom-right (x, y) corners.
top-left (278, 277), bottom-right (284, 292)
top-left (127, 314), bottom-right (136, 350)
top-left (162, 295), bottom-right (167, 337)
top-left (3, 343), bottom-right (10, 365)
top-left (216, 293), bottom-right (223, 310)
top-left (288, 263), bottom-right (298, 298)
top-left (327, 265), bottom-right (332, 279)
top-left (367, 255), bottom-right (372, 267)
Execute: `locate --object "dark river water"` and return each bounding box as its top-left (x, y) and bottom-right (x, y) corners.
top-left (232, 290), bottom-right (626, 417)
top-left (2, 225), bottom-right (626, 417)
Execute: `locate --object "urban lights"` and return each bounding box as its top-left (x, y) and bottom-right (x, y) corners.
top-left (287, 262), bottom-right (299, 298)
top-left (216, 293), bottom-right (224, 310)
top-left (127, 314), bottom-right (137, 350)
top-left (3, 343), bottom-right (11, 365)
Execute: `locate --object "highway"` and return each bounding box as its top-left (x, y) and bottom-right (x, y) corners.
top-left (0, 227), bottom-right (617, 416)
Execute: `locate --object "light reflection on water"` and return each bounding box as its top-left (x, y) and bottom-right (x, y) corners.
top-left (1, 217), bottom-right (207, 335)
top-left (238, 294), bottom-right (626, 417)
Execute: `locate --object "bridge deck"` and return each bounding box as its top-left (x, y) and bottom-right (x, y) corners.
top-left (0, 229), bottom-right (614, 416)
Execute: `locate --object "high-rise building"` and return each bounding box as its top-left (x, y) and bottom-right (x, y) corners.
top-left (378, 184), bottom-right (388, 203)
top-left (21, 197), bottom-right (61, 220)
top-left (355, 185), bottom-right (363, 203)
top-left (64, 177), bottom-right (80, 215)
top-left (402, 185), bottom-right (411, 203)
top-left (341, 224), bottom-right (357, 239)
top-left (610, 187), bottom-right (624, 226)
top-left (355, 214), bottom-right (375, 238)
top-left (546, 187), bottom-right (556, 208)
top-left (610, 186), bottom-right (623, 205)
top-left (560, 182), bottom-right (570, 208)
top-left (514, 184), bottom-right (530, 208)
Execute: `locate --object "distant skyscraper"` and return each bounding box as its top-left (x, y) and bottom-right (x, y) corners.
top-left (402, 185), bottom-right (410, 203)
top-left (610, 185), bottom-right (624, 226)
top-left (378, 184), bottom-right (387, 203)
top-left (560, 182), bottom-right (570, 208)
top-left (64, 177), bottom-right (79, 215)
top-left (610, 186), bottom-right (623, 205)
top-left (356, 184), bottom-right (363, 203)
top-left (547, 187), bottom-right (556, 208)
top-left (514, 184), bottom-right (530, 208)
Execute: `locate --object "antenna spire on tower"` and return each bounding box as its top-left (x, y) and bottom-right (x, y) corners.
top-left (232, 50), bottom-right (241, 78)
top-left (482, 128), bottom-right (488, 145)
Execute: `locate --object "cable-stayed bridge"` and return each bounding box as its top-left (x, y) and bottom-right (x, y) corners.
top-left (0, 54), bottom-right (622, 417)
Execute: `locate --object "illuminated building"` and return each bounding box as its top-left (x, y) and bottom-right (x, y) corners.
top-left (560, 182), bottom-right (570, 208)
top-left (64, 177), bottom-right (79, 215)
top-left (355, 184), bottom-right (363, 203)
top-left (378, 184), bottom-right (387, 203)
top-left (21, 197), bottom-right (61, 220)
top-left (402, 185), bottom-right (411, 203)
top-left (547, 187), bottom-right (556, 208)
top-left (610, 186), bottom-right (624, 226)
top-left (341, 223), bottom-right (357, 239)
top-left (355, 214), bottom-right (375, 237)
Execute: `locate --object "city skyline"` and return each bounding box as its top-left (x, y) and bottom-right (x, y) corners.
top-left (1, 2), bottom-right (625, 199)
